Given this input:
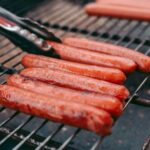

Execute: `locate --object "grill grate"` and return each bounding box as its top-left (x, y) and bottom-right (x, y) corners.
top-left (0, 0), bottom-right (150, 150)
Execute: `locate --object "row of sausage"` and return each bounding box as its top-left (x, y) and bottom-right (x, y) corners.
top-left (0, 37), bottom-right (149, 135)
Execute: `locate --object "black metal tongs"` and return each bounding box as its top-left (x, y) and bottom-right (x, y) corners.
top-left (0, 6), bottom-right (61, 57)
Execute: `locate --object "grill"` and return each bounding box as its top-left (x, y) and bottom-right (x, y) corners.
top-left (0, 0), bottom-right (150, 150)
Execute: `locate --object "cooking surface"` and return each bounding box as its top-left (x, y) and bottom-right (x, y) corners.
top-left (0, 0), bottom-right (150, 150)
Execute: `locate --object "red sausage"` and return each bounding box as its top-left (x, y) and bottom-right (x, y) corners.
top-left (85, 3), bottom-right (150, 21)
top-left (63, 37), bottom-right (150, 72)
top-left (22, 54), bottom-right (126, 84)
top-left (48, 41), bottom-right (136, 73)
top-left (20, 68), bottom-right (130, 100)
top-left (0, 85), bottom-right (113, 135)
top-left (8, 74), bottom-right (123, 117)
top-left (96, 0), bottom-right (150, 9)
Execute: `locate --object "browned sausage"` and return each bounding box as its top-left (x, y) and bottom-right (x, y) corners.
top-left (96, 0), bottom-right (150, 9)
top-left (47, 41), bottom-right (137, 73)
top-left (20, 68), bottom-right (130, 100)
top-left (22, 54), bottom-right (126, 84)
top-left (85, 3), bottom-right (150, 21)
top-left (63, 37), bottom-right (150, 72)
top-left (0, 85), bottom-right (113, 135)
top-left (8, 74), bottom-right (123, 117)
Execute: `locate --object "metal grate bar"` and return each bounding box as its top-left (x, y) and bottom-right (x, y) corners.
top-left (90, 137), bottom-right (104, 150)
top-left (0, 111), bottom-right (19, 127)
top-left (59, 9), bottom-right (85, 28)
top-left (130, 22), bottom-right (149, 38)
top-left (12, 120), bottom-right (48, 150)
top-left (57, 128), bottom-right (80, 150)
top-left (0, 116), bottom-right (33, 145)
top-left (143, 136), bottom-right (150, 150)
top-left (145, 48), bottom-right (150, 55)
top-left (117, 21), bottom-right (139, 36)
top-left (123, 76), bottom-right (150, 110)
top-left (42, 5), bottom-right (73, 24)
top-left (0, 39), bottom-right (10, 49)
top-left (42, 3), bottom-right (77, 24)
top-left (99, 22), bottom-right (149, 44)
top-left (35, 125), bottom-right (64, 150)
top-left (0, 43), bottom-right (18, 57)
top-left (109, 20), bottom-right (129, 35)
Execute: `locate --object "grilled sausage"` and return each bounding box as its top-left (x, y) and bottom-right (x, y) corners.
top-left (96, 0), bottom-right (150, 9)
top-left (8, 74), bottom-right (123, 117)
top-left (22, 54), bottom-right (126, 84)
top-left (20, 68), bottom-right (130, 100)
top-left (63, 37), bottom-right (150, 72)
top-left (85, 3), bottom-right (150, 21)
top-left (47, 41), bottom-right (136, 73)
top-left (0, 85), bottom-right (113, 135)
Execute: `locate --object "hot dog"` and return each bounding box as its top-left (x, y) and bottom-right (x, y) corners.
top-left (22, 54), bottom-right (126, 84)
top-left (96, 0), bottom-right (150, 9)
top-left (20, 68), bottom-right (130, 100)
top-left (85, 3), bottom-right (150, 21)
top-left (63, 37), bottom-right (150, 72)
top-left (8, 74), bottom-right (123, 117)
top-left (47, 41), bottom-right (136, 73)
top-left (0, 85), bottom-right (113, 135)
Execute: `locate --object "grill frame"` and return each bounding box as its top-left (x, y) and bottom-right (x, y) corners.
top-left (0, 0), bottom-right (150, 150)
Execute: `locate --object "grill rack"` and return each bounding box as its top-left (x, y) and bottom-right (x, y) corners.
top-left (0, 0), bottom-right (150, 150)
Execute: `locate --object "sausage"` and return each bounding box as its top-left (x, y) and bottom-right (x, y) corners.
top-left (20, 68), bottom-right (130, 100)
top-left (22, 54), bottom-right (126, 84)
top-left (63, 37), bottom-right (150, 72)
top-left (96, 0), bottom-right (150, 9)
top-left (8, 74), bottom-right (123, 117)
top-left (85, 3), bottom-right (150, 21)
top-left (47, 41), bottom-right (137, 73)
top-left (0, 85), bottom-right (113, 135)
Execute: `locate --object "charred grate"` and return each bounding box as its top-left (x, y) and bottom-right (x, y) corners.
top-left (0, 0), bottom-right (150, 150)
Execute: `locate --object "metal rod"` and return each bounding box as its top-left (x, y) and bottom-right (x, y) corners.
top-left (0, 111), bottom-right (19, 127)
top-left (57, 128), bottom-right (80, 150)
top-left (12, 120), bottom-right (48, 150)
top-left (123, 76), bottom-right (150, 110)
top-left (90, 136), bottom-right (104, 150)
top-left (0, 116), bottom-right (33, 145)
top-left (35, 124), bottom-right (64, 150)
